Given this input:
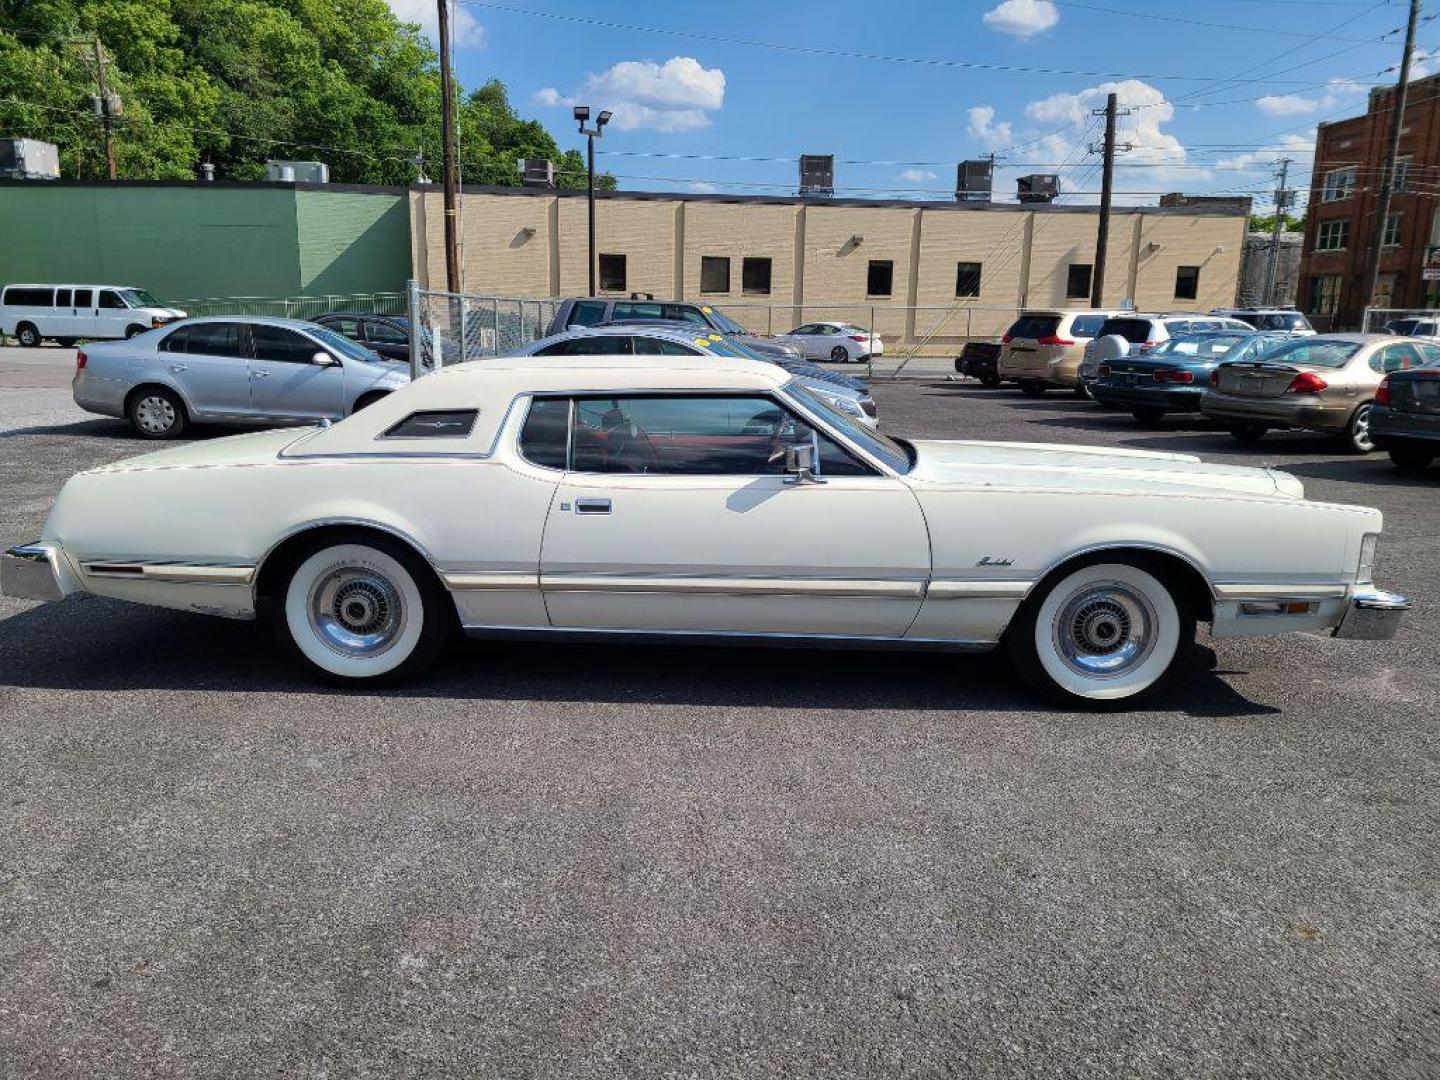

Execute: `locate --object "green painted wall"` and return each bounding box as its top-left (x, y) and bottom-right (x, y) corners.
top-left (0, 183), bottom-right (410, 305)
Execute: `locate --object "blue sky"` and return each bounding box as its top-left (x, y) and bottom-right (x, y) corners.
top-left (393, 0), bottom-right (1430, 212)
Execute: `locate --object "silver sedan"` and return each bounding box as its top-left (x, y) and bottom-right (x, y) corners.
top-left (73, 316), bottom-right (411, 439)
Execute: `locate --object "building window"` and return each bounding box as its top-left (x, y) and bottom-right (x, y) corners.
top-left (1383, 212), bottom-right (1403, 248)
top-left (1321, 167), bottom-right (1357, 203)
top-left (1309, 275), bottom-right (1342, 316)
top-left (700, 256), bottom-right (731, 294)
top-left (1394, 156), bottom-right (1411, 193)
top-left (1317, 219), bottom-right (1350, 251)
top-left (955, 262), bottom-right (982, 298)
top-left (742, 257), bottom-right (772, 295)
top-left (1066, 264), bottom-right (1092, 299)
top-left (866, 260), bottom-right (894, 297)
top-left (598, 254), bottom-right (626, 292)
top-left (1174, 265), bottom-right (1200, 301)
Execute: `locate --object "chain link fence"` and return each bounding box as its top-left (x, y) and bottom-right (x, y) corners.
top-left (409, 287), bottom-right (560, 373)
top-left (173, 292), bottom-right (408, 319)
top-left (1361, 307), bottom-right (1440, 334)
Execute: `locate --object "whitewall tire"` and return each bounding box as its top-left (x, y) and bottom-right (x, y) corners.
top-left (1007, 560), bottom-right (1192, 707)
top-left (277, 539), bottom-right (450, 683)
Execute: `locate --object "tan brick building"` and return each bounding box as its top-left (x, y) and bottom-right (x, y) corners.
top-left (410, 186), bottom-right (1247, 346)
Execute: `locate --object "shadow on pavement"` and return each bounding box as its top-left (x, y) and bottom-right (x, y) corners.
top-left (0, 596), bottom-right (1277, 718)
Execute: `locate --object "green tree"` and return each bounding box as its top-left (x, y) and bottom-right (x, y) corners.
top-left (1250, 211), bottom-right (1306, 233)
top-left (0, 0), bottom-right (609, 186)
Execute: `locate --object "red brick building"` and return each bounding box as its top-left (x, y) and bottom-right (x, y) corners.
top-left (1298, 73), bottom-right (1440, 330)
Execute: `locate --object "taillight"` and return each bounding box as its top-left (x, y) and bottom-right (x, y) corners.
top-left (1209, 369), bottom-right (1220, 388)
top-left (1137, 341), bottom-right (1156, 351)
top-left (1001, 334), bottom-right (1013, 344)
top-left (76, 350), bottom-right (87, 370)
top-left (1153, 368), bottom-right (1195, 384)
top-left (1286, 371), bottom-right (1329, 394)
top-left (1037, 334), bottom-right (1075, 346)
top-left (1097, 364), bottom-right (1111, 377)
top-left (1376, 375), bottom-right (1391, 406)
top-left (848, 334), bottom-right (868, 343)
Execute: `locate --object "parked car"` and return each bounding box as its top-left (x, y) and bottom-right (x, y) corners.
top-left (545, 296), bottom-right (801, 361)
top-left (1200, 334), bottom-right (1440, 452)
top-left (1090, 331), bottom-right (1292, 424)
top-left (510, 325), bottom-right (878, 427)
top-left (3, 353), bottom-right (1407, 707)
top-left (1381, 315), bottom-right (1440, 338)
top-left (997, 310), bottom-right (1117, 396)
top-left (1210, 307), bottom-right (1316, 335)
top-left (956, 340), bottom-right (1003, 387)
top-left (1, 283), bottom-right (186, 347)
top-left (313, 312), bottom-right (413, 362)
top-left (72, 316), bottom-right (410, 439)
top-left (1078, 314), bottom-right (1257, 390)
top-left (773, 321), bottom-right (883, 364)
top-left (1370, 360), bottom-right (1440, 470)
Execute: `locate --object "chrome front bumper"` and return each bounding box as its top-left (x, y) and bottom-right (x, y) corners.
top-left (1, 544), bottom-right (65, 603)
top-left (1334, 587), bottom-right (1410, 640)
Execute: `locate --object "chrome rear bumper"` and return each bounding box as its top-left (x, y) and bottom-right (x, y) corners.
top-left (2, 544), bottom-right (64, 603)
top-left (1334, 587), bottom-right (1410, 640)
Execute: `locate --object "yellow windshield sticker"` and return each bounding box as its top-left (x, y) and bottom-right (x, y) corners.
top-left (701, 306), bottom-right (712, 314)
top-left (693, 337), bottom-right (711, 348)
top-left (709, 333), bottom-right (723, 341)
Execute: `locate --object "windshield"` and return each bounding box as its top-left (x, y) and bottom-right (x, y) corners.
top-left (307, 324), bottom-right (390, 364)
top-left (1258, 338), bottom-right (1362, 369)
top-left (702, 306), bottom-right (749, 335)
top-left (120, 288), bottom-right (164, 307)
top-left (785, 379), bottom-right (911, 473)
top-left (1152, 333), bottom-right (1250, 359)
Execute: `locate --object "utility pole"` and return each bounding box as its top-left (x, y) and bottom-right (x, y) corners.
top-left (436, 0), bottom-right (461, 293)
top-left (1264, 158), bottom-right (1293, 306)
top-left (1361, 0), bottom-right (1421, 325)
top-left (92, 37), bottom-right (117, 180)
top-left (1090, 92), bottom-right (1119, 309)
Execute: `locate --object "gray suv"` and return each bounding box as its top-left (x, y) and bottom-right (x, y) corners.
top-left (546, 297), bottom-right (800, 361)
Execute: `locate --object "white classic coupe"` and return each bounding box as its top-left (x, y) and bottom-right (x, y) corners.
top-left (2, 355), bottom-right (1409, 706)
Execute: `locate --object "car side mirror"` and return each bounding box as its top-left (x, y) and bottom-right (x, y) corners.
top-left (312, 351), bottom-right (338, 367)
top-left (783, 443), bottom-right (824, 485)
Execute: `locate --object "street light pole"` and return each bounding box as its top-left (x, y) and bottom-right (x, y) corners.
top-left (575, 106), bottom-right (612, 296)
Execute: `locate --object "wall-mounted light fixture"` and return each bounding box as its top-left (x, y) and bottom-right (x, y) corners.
top-left (1146, 240), bottom-right (1162, 253)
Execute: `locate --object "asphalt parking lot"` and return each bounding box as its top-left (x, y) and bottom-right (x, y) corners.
top-left (1, 344), bottom-right (1437, 1078)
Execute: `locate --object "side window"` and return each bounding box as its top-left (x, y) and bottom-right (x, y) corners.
top-left (568, 395), bottom-right (870, 477)
top-left (251, 324), bottom-right (322, 364)
top-left (5, 287), bottom-right (54, 306)
top-left (55, 288), bottom-right (72, 307)
top-left (518, 397), bottom-right (570, 469)
top-left (1373, 343), bottom-right (1421, 373)
top-left (1419, 343), bottom-right (1440, 366)
top-left (566, 300), bottom-right (609, 327)
top-left (534, 335), bottom-right (635, 356)
top-left (158, 325), bottom-right (195, 354)
top-left (179, 322), bottom-right (246, 358)
top-left (73, 288), bottom-right (93, 308)
top-left (365, 320), bottom-right (407, 345)
top-left (633, 336), bottom-right (703, 356)
top-left (326, 317), bottom-right (361, 338)
top-left (99, 290), bottom-right (127, 309)
top-left (384, 410), bottom-right (478, 439)
top-left (662, 304), bottom-right (710, 326)
top-left (612, 301), bottom-right (663, 320)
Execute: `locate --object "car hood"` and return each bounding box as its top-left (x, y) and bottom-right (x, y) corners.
top-left (85, 427), bottom-right (308, 474)
top-left (776, 358), bottom-right (868, 392)
top-left (906, 439), bottom-right (1304, 499)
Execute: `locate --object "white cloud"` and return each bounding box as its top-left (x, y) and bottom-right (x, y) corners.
top-left (687, 180), bottom-right (719, 193)
top-left (982, 0), bottom-right (1059, 39)
top-left (967, 105), bottom-right (1013, 149)
top-left (534, 57), bottom-right (726, 132)
top-left (1216, 132), bottom-right (1317, 172)
top-left (1255, 78), bottom-right (1366, 117)
top-left (896, 168), bottom-right (938, 183)
top-left (385, 0), bottom-right (484, 48)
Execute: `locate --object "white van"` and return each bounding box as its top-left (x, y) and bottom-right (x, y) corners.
top-left (0, 284), bottom-right (187, 347)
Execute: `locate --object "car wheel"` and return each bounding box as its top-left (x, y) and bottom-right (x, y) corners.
top-left (980, 372), bottom-right (1003, 388)
top-left (1132, 407), bottom-right (1165, 427)
top-left (276, 537), bottom-right (451, 684)
top-left (56, 337), bottom-right (77, 348)
top-left (830, 345), bottom-right (849, 363)
top-left (1074, 384), bottom-right (1092, 400)
top-left (1340, 403), bottom-right (1375, 454)
top-left (1006, 559), bottom-right (1193, 707)
top-left (1229, 423), bottom-right (1268, 444)
top-left (125, 324), bottom-right (148, 339)
top-left (1388, 446), bottom-right (1435, 472)
top-left (127, 387), bottom-right (188, 439)
top-left (1019, 381), bottom-right (1048, 397)
top-left (15, 323), bottom-right (40, 348)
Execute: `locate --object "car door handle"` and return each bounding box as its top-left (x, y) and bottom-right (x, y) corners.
top-left (574, 498), bottom-right (612, 515)
top-left (168, 364), bottom-right (187, 373)
top-left (250, 370), bottom-right (270, 379)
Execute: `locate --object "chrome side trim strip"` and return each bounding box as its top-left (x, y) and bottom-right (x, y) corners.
top-left (443, 571), bottom-right (541, 591)
top-left (925, 580), bottom-right (1031, 600)
top-left (82, 561), bottom-right (255, 585)
top-left (461, 624), bottom-right (997, 652)
top-left (540, 574), bottom-right (925, 598)
top-left (1213, 583), bottom-right (1348, 601)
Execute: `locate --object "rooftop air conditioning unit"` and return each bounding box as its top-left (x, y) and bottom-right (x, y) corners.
top-left (265, 160), bottom-right (329, 184)
top-left (799, 154), bottom-right (835, 197)
top-left (1017, 173), bottom-right (1060, 204)
top-left (0, 138), bottom-right (60, 180)
top-left (956, 159), bottom-right (993, 203)
top-left (521, 158), bottom-right (556, 188)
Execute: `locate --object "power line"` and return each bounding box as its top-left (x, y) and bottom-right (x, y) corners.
top-left (1052, 0), bottom-right (1378, 40)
